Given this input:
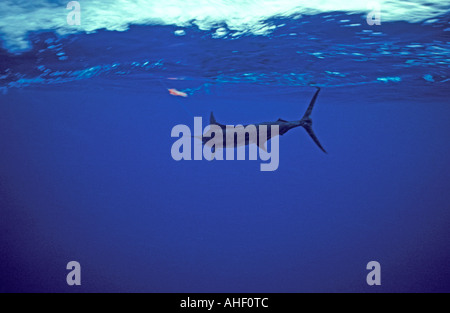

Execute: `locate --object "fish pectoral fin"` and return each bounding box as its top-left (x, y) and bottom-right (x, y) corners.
top-left (192, 136), bottom-right (204, 141)
top-left (277, 118), bottom-right (288, 122)
top-left (258, 140), bottom-right (268, 153)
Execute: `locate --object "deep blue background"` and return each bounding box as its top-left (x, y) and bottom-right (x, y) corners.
top-left (1, 13), bottom-right (450, 292)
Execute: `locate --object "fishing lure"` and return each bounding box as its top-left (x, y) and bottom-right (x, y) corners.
top-left (168, 88), bottom-right (188, 97)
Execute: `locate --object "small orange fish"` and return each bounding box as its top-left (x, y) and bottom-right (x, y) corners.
top-left (168, 88), bottom-right (188, 98)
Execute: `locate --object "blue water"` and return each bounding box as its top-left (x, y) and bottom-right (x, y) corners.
top-left (1, 1), bottom-right (450, 293)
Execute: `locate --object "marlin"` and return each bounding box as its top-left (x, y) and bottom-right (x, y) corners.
top-left (199, 87), bottom-right (327, 154)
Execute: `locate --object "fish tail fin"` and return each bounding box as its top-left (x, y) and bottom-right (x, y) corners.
top-left (301, 87), bottom-right (328, 154)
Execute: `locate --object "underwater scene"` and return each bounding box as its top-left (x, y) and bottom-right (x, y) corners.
top-left (0, 0), bottom-right (449, 292)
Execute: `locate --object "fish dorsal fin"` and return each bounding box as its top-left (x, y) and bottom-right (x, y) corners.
top-left (277, 118), bottom-right (288, 122)
top-left (210, 112), bottom-right (217, 125)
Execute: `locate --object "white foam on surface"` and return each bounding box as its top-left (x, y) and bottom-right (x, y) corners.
top-left (0, 0), bottom-right (449, 52)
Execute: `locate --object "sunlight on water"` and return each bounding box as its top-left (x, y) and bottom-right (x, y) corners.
top-left (0, 0), bottom-right (449, 94)
top-left (0, 0), bottom-right (449, 52)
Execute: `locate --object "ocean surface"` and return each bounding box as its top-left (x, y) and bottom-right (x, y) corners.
top-left (1, 0), bottom-right (450, 292)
